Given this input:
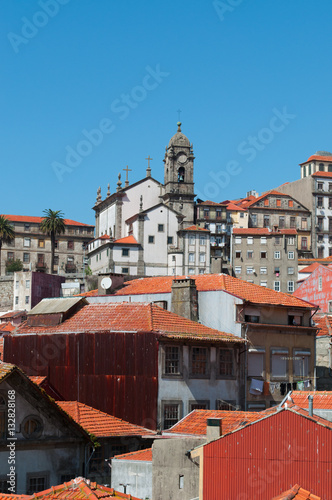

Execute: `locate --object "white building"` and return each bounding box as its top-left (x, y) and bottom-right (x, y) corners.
top-left (88, 123), bottom-right (210, 277)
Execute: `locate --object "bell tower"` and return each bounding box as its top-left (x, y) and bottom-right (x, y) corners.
top-left (162, 122), bottom-right (195, 225)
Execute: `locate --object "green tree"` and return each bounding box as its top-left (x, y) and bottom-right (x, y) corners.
top-left (6, 259), bottom-right (23, 273)
top-left (40, 209), bottom-right (65, 274)
top-left (0, 215), bottom-right (15, 276)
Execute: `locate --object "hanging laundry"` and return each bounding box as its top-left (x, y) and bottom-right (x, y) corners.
top-left (270, 383), bottom-right (276, 394)
top-left (280, 383), bottom-right (286, 395)
top-left (297, 381), bottom-right (304, 390)
top-left (304, 379), bottom-right (311, 388)
top-left (249, 379), bottom-right (264, 394)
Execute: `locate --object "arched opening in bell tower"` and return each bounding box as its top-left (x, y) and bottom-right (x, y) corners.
top-left (178, 167), bottom-right (185, 182)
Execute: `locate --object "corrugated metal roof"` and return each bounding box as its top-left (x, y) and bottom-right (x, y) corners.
top-left (27, 297), bottom-right (85, 315)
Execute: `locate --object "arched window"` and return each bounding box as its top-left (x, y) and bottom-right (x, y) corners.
top-left (319, 163), bottom-right (325, 171)
top-left (178, 167), bottom-right (185, 182)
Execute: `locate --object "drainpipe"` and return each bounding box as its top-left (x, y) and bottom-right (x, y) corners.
top-left (308, 394), bottom-right (313, 417)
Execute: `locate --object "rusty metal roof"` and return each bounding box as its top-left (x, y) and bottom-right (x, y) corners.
top-left (27, 297), bottom-right (86, 316)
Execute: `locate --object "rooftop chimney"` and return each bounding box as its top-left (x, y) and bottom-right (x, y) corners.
top-left (171, 278), bottom-right (198, 322)
top-left (308, 394), bottom-right (313, 417)
top-left (206, 418), bottom-right (222, 443)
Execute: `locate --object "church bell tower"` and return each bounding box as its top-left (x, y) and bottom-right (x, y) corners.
top-left (162, 122), bottom-right (195, 225)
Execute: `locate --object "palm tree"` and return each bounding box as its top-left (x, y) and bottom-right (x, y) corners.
top-left (0, 215), bottom-right (15, 276)
top-left (40, 209), bottom-right (66, 274)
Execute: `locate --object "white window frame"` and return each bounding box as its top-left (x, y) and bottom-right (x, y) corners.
top-left (274, 251), bottom-right (280, 259)
top-left (260, 267), bottom-right (267, 275)
top-left (287, 281), bottom-right (294, 293)
top-left (288, 251), bottom-right (295, 260)
top-left (235, 236), bottom-right (242, 244)
top-left (248, 347), bottom-right (265, 378)
top-left (270, 348), bottom-right (289, 380)
top-left (274, 281), bottom-right (280, 292)
top-left (293, 350), bottom-right (310, 378)
top-left (234, 266), bottom-right (241, 274)
top-left (287, 267), bottom-right (294, 275)
top-left (24, 238), bottom-right (31, 248)
top-left (260, 237), bottom-right (267, 245)
top-left (247, 237), bottom-right (253, 245)
top-left (189, 235), bottom-right (195, 246)
top-left (189, 253), bottom-right (195, 263)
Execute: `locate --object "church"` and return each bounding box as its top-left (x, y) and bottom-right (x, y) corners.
top-left (87, 123), bottom-right (211, 277)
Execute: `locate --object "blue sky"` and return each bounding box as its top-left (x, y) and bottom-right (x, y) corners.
top-left (1, 0), bottom-right (332, 226)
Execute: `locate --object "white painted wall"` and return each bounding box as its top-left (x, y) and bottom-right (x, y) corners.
top-left (111, 459), bottom-right (152, 500)
top-left (99, 204), bottom-right (116, 237)
top-left (198, 290), bottom-right (243, 337)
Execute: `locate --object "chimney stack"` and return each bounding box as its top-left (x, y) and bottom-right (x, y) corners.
top-left (206, 418), bottom-right (222, 443)
top-left (171, 278), bottom-right (198, 322)
top-left (308, 394), bottom-right (313, 417)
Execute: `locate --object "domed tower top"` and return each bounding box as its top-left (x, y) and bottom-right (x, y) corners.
top-left (168, 122), bottom-right (190, 148)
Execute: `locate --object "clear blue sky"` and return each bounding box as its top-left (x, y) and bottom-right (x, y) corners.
top-left (1, 0), bottom-right (332, 226)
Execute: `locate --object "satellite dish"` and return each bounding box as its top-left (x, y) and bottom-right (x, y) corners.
top-left (101, 277), bottom-right (112, 290)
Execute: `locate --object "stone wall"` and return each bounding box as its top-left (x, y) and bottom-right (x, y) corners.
top-left (0, 276), bottom-right (14, 312)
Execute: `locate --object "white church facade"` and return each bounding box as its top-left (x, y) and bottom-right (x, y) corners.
top-left (87, 123), bottom-right (211, 277)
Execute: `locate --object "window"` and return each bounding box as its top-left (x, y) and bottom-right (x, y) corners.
top-left (329, 183), bottom-right (332, 192)
top-left (67, 240), bottom-right (74, 250)
top-left (318, 234), bottom-right (324, 243)
top-left (25, 296), bottom-right (29, 305)
top-left (318, 247), bottom-right (324, 258)
top-left (245, 315), bottom-right (260, 323)
top-left (329, 301), bottom-right (332, 313)
top-left (25, 280), bottom-right (30, 289)
top-left (179, 475), bottom-right (184, 490)
top-left (219, 349), bottom-right (234, 377)
top-left (246, 267), bottom-right (254, 274)
top-left (301, 237), bottom-right (307, 250)
top-left (318, 276), bottom-right (322, 291)
top-left (199, 253), bottom-right (206, 263)
top-left (54, 256), bottom-right (59, 265)
top-left (275, 236), bottom-right (281, 245)
top-left (233, 236), bottom-right (241, 246)
top-left (164, 346), bottom-right (181, 375)
top-left (287, 281), bottom-right (294, 293)
top-left (288, 314), bottom-right (302, 326)
top-left (7, 252), bottom-right (14, 261)
top-left (158, 224), bottom-right (164, 232)
top-left (24, 223), bottom-right (30, 231)
top-left (167, 236), bottom-right (173, 244)
top-left (190, 347), bottom-right (208, 376)
top-left (260, 267), bottom-right (267, 274)
top-left (260, 237), bottom-right (267, 245)
top-left (216, 399), bottom-right (236, 411)
top-left (247, 250), bottom-right (253, 259)
top-left (27, 473), bottom-right (49, 495)
top-left (260, 251), bottom-right (267, 259)
top-left (317, 181), bottom-right (324, 189)
top-left (274, 281), bottom-right (280, 292)
top-left (203, 208), bottom-right (210, 218)
top-left (163, 402), bottom-right (181, 429)
top-left (122, 248), bottom-right (129, 257)
top-left (148, 235), bottom-right (155, 244)
top-left (271, 349), bottom-right (288, 379)
top-left (317, 217), bottom-right (324, 231)
top-left (235, 250), bottom-right (241, 259)
top-left (317, 196), bottom-right (323, 208)
top-left (24, 238), bottom-right (31, 247)
top-left (248, 348), bottom-right (265, 378)
top-left (15, 297), bottom-right (18, 305)
top-left (234, 266), bottom-right (241, 274)
top-left (279, 216), bottom-right (285, 229)
top-left (288, 251), bottom-right (295, 260)
top-left (38, 239), bottom-right (45, 248)
top-left (260, 281), bottom-right (267, 287)
top-left (189, 401), bottom-right (209, 411)
top-left (189, 253), bottom-right (195, 263)
top-left (301, 218), bottom-right (307, 230)
top-left (287, 237), bottom-right (295, 245)
top-left (290, 216), bottom-right (296, 228)
top-left (247, 237), bottom-right (253, 245)
top-left (23, 253), bottom-right (30, 263)
top-left (251, 214), bottom-right (257, 227)
top-left (288, 200), bottom-right (293, 208)
top-left (293, 349), bottom-right (311, 378)
top-left (274, 251), bottom-right (280, 259)
top-left (263, 215), bottom-right (270, 228)
top-left (22, 416), bottom-right (43, 439)
top-left (188, 268), bottom-right (195, 274)
top-left (199, 236), bottom-right (206, 246)
top-left (189, 235), bottom-right (195, 245)
top-left (199, 268), bottom-right (205, 274)
top-left (216, 208), bottom-right (222, 218)
top-left (264, 199), bottom-right (269, 206)
top-left (121, 267), bottom-right (129, 274)
top-left (288, 267), bottom-right (294, 275)
top-left (276, 199), bottom-right (281, 207)
top-left (329, 198), bottom-right (332, 209)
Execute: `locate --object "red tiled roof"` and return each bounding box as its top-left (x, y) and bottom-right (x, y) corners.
top-left (0, 310), bottom-right (25, 320)
top-left (314, 315), bottom-right (332, 337)
top-left (290, 391), bottom-right (332, 410)
top-left (114, 274), bottom-right (315, 309)
top-left (197, 200), bottom-right (224, 206)
top-left (29, 376), bottom-right (47, 385)
top-left (3, 215), bottom-right (94, 227)
top-left (226, 202), bottom-right (246, 211)
top-left (113, 448), bottom-right (153, 461)
top-left (113, 235), bottom-right (138, 244)
top-left (272, 484), bottom-right (321, 499)
top-left (1, 477), bottom-right (142, 500)
top-left (299, 255), bottom-right (332, 264)
top-left (311, 171), bottom-right (332, 178)
top-left (166, 409), bottom-right (263, 436)
top-left (182, 225), bottom-right (209, 231)
top-left (299, 262), bottom-right (321, 274)
top-left (0, 322), bottom-right (14, 333)
top-left (77, 289), bottom-right (99, 297)
top-left (99, 234), bottom-right (110, 240)
top-left (57, 401), bottom-right (155, 437)
top-left (300, 154), bottom-right (332, 165)
top-left (244, 190), bottom-right (288, 208)
top-left (16, 302), bottom-right (243, 343)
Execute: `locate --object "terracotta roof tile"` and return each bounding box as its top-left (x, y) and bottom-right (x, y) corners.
top-left (233, 228), bottom-right (297, 235)
top-left (165, 409), bottom-right (263, 436)
top-left (290, 391), bottom-right (332, 410)
top-left (244, 190), bottom-right (288, 208)
top-left (113, 235), bottom-right (138, 244)
top-left (77, 289), bottom-right (99, 297)
top-left (272, 484), bottom-right (321, 499)
top-left (0, 310), bottom-right (26, 320)
top-left (57, 401), bottom-right (155, 437)
top-left (313, 315), bottom-right (332, 337)
top-left (0, 477), bottom-right (142, 500)
top-left (0, 322), bottom-right (14, 332)
top-left (0, 361), bottom-right (16, 381)
top-left (197, 200), bottom-right (225, 206)
top-left (226, 202), bottom-right (246, 211)
top-left (0, 338), bottom-right (3, 360)
top-left (182, 225), bottom-right (209, 231)
top-left (29, 376), bottom-right (47, 385)
top-left (300, 154), bottom-right (332, 165)
top-left (114, 274), bottom-right (314, 309)
top-left (16, 302), bottom-right (243, 343)
top-left (311, 171), bottom-right (332, 178)
top-left (299, 262), bottom-right (321, 274)
top-left (2, 215), bottom-right (94, 227)
top-left (113, 448), bottom-right (153, 461)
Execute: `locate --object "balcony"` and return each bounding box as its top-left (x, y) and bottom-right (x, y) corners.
top-left (36, 261), bottom-right (46, 271)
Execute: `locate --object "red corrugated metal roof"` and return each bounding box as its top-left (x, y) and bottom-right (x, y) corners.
top-left (2, 214), bottom-right (94, 227)
top-left (272, 484), bottom-right (321, 499)
top-left (16, 302), bottom-right (242, 343)
top-left (113, 448), bottom-right (153, 461)
top-left (113, 274), bottom-right (315, 309)
top-left (57, 401), bottom-right (155, 437)
top-left (202, 407), bottom-right (332, 499)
